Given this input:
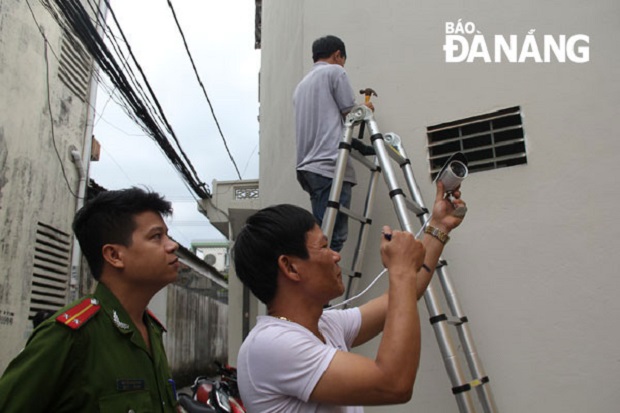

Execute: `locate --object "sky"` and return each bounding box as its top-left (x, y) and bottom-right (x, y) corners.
top-left (89, 0), bottom-right (260, 248)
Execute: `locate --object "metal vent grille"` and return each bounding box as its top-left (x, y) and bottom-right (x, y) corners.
top-left (427, 106), bottom-right (527, 179)
top-left (30, 222), bottom-right (72, 320)
top-left (58, 31), bottom-right (92, 102)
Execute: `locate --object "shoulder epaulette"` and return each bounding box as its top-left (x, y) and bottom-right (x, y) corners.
top-left (147, 309), bottom-right (167, 332)
top-left (56, 298), bottom-right (101, 330)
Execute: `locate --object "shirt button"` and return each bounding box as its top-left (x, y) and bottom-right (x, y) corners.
top-left (128, 410), bottom-right (135, 413)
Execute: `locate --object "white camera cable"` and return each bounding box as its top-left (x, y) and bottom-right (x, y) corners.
top-left (327, 268), bottom-right (388, 309)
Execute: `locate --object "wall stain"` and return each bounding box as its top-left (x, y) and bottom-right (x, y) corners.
top-left (0, 127), bottom-right (7, 209)
top-left (59, 96), bottom-right (72, 125)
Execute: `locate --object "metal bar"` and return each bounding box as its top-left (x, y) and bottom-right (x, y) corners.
top-left (427, 109), bottom-right (521, 134)
top-left (396, 141), bottom-right (498, 413)
top-left (326, 108), bottom-right (497, 412)
top-left (374, 129), bottom-right (477, 413)
top-left (427, 125), bottom-right (523, 149)
top-left (321, 118), bottom-right (355, 246)
top-left (346, 159), bottom-right (380, 301)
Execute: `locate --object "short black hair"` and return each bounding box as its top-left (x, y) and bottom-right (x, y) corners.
top-left (72, 187), bottom-right (173, 280)
top-left (232, 204), bottom-right (318, 304)
top-left (312, 35), bottom-right (346, 62)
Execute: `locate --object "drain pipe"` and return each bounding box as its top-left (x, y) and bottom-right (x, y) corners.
top-left (69, 148), bottom-right (88, 302)
top-left (68, 0), bottom-right (107, 301)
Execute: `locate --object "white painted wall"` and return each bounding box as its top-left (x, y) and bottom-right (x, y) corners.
top-left (254, 0), bottom-right (620, 412)
top-left (0, 0), bottom-right (93, 372)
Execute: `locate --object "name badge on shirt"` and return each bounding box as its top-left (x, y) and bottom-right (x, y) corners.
top-left (116, 379), bottom-right (146, 391)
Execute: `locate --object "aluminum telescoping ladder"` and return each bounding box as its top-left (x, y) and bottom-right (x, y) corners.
top-left (321, 105), bottom-right (498, 413)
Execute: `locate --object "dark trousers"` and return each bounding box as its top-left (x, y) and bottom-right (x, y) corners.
top-left (297, 170), bottom-right (352, 252)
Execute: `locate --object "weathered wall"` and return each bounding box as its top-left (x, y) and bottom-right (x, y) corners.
top-left (165, 284), bottom-right (228, 386)
top-left (0, 0), bottom-right (92, 371)
top-left (255, 0), bottom-right (620, 412)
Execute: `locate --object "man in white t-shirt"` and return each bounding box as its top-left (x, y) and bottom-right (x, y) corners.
top-left (232, 181), bottom-right (467, 412)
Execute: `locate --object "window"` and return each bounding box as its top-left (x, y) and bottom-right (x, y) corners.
top-left (427, 106), bottom-right (527, 179)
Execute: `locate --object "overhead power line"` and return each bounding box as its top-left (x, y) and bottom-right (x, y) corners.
top-left (166, 0), bottom-right (243, 180)
top-left (49, 0), bottom-right (211, 199)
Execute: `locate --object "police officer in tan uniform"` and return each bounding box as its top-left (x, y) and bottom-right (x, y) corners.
top-left (0, 188), bottom-right (181, 412)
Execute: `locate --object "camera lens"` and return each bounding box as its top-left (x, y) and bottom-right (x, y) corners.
top-left (450, 161), bottom-right (467, 178)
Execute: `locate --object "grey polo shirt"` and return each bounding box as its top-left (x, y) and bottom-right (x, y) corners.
top-left (294, 62), bottom-right (357, 184)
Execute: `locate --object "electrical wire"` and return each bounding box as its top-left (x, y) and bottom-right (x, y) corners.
top-left (43, 43), bottom-right (81, 199)
top-left (166, 0), bottom-right (243, 180)
top-left (49, 0), bottom-right (211, 199)
top-left (100, 0), bottom-right (205, 183)
top-left (328, 214), bottom-right (436, 309)
top-left (26, 0), bottom-right (80, 199)
top-left (241, 144), bottom-right (259, 178)
top-left (327, 269), bottom-right (388, 309)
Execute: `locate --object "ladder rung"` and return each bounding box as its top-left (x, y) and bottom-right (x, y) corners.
top-left (385, 144), bottom-right (407, 165)
top-left (403, 197), bottom-right (427, 216)
top-left (341, 268), bottom-right (361, 279)
top-left (324, 113), bottom-right (497, 413)
top-left (350, 150), bottom-right (379, 171)
top-left (447, 315), bottom-right (468, 326)
top-left (387, 188), bottom-right (427, 216)
top-left (452, 376), bottom-right (490, 395)
top-left (429, 314), bottom-right (468, 326)
top-left (340, 206), bottom-right (371, 225)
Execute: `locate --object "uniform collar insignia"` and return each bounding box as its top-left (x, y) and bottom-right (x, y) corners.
top-left (113, 310), bottom-right (130, 330)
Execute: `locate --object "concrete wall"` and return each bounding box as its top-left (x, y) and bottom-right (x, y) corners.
top-left (165, 284), bottom-right (228, 386)
top-left (0, 0), bottom-right (93, 371)
top-left (255, 0), bottom-right (620, 412)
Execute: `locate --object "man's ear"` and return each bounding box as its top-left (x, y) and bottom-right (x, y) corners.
top-left (102, 244), bottom-right (125, 270)
top-left (277, 255), bottom-right (301, 282)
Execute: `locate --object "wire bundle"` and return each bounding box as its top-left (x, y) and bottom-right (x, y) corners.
top-left (47, 0), bottom-right (223, 199)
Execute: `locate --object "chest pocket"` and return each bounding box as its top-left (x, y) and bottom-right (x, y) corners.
top-left (99, 390), bottom-right (154, 413)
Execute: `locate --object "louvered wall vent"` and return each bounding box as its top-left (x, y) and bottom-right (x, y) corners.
top-left (427, 106), bottom-right (527, 179)
top-left (58, 31), bottom-right (92, 102)
top-left (30, 222), bottom-right (71, 320)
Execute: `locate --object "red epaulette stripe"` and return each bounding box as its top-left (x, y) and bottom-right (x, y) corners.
top-left (56, 298), bottom-right (101, 330)
top-left (147, 309), bottom-right (167, 332)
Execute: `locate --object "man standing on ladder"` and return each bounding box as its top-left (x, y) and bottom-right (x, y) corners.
top-left (294, 35), bottom-right (374, 252)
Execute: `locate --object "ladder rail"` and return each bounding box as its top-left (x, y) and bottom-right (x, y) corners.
top-left (321, 105), bottom-right (497, 412)
top-left (323, 107), bottom-right (381, 302)
top-left (322, 120), bottom-right (355, 245)
top-left (390, 137), bottom-right (498, 413)
top-left (424, 282), bottom-right (478, 413)
top-left (365, 114), bottom-right (478, 413)
top-left (365, 116), bottom-right (415, 234)
top-left (346, 162), bottom-right (381, 301)
top-left (436, 264), bottom-right (498, 413)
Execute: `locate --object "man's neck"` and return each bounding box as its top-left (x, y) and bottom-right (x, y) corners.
top-left (268, 298), bottom-right (325, 341)
top-left (99, 276), bottom-right (153, 329)
top-left (316, 57), bottom-right (337, 65)
top-left (102, 278), bottom-right (155, 352)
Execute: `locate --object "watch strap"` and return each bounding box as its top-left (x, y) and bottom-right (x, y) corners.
top-left (424, 225), bottom-right (450, 244)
